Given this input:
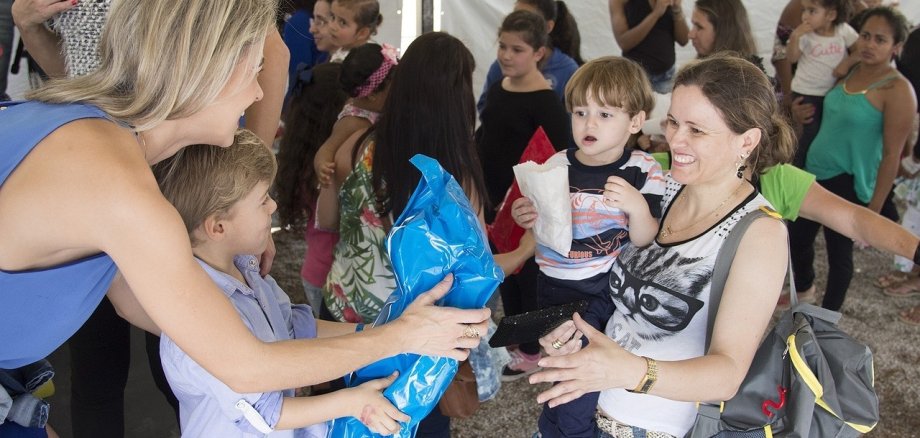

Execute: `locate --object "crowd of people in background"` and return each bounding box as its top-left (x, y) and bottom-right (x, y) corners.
top-left (2, 0), bottom-right (920, 437)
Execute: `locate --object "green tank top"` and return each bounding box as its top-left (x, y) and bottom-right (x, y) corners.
top-left (805, 70), bottom-right (897, 203)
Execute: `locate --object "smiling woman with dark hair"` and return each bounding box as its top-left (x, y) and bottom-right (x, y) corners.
top-left (529, 54), bottom-right (793, 438)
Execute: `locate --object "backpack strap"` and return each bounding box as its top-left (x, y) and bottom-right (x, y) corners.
top-left (705, 206), bottom-right (788, 352)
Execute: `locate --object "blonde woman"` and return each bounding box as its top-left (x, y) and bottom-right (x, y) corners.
top-left (0, 0), bottom-right (488, 411)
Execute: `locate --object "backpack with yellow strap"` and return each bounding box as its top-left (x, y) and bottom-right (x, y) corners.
top-left (687, 207), bottom-right (879, 437)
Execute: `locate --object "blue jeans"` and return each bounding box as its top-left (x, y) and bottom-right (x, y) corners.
top-left (0, 360), bottom-right (54, 429)
top-left (537, 272), bottom-right (613, 438)
top-left (647, 66), bottom-right (675, 95)
top-left (595, 426), bottom-right (666, 438)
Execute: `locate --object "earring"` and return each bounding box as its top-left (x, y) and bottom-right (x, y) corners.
top-left (735, 153), bottom-right (748, 179)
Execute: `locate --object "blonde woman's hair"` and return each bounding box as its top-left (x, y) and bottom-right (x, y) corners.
top-left (29, 0), bottom-right (277, 131)
top-left (152, 129), bottom-right (277, 245)
top-left (564, 56), bottom-right (655, 117)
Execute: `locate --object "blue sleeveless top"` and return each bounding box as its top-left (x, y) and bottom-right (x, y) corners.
top-left (0, 101), bottom-right (118, 369)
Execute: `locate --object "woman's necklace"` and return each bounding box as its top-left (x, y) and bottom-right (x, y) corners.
top-left (658, 182), bottom-right (746, 239)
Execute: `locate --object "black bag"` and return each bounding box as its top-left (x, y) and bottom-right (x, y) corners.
top-left (687, 208), bottom-right (878, 437)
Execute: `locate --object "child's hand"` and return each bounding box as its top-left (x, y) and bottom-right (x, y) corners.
top-left (791, 22), bottom-right (813, 39)
top-left (316, 161), bottom-right (336, 188)
top-left (350, 372), bottom-right (409, 436)
top-left (511, 197), bottom-right (538, 229)
top-left (603, 176), bottom-right (647, 216)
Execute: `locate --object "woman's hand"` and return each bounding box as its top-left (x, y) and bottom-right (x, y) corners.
top-left (511, 197), bottom-right (537, 229)
top-left (349, 372), bottom-right (410, 436)
top-left (392, 274), bottom-right (491, 361)
top-left (790, 96), bottom-right (816, 125)
top-left (11, 0), bottom-right (73, 29)
top-left (538, 319), bottom-right (584, 357)
top-left (529, 313), bottom-right (629, 408)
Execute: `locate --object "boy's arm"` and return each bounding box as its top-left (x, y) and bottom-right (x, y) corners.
top-left (604, 175), bottom-right (659, 247)
top-left (275, 373), bottom-right (409, 435)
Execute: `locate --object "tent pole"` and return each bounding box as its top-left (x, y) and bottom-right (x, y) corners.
top-left (421, 0), bottom-right (433, 33)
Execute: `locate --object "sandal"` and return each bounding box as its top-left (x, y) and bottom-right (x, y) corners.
top-left (898, 306), bottom-right (920, 327)
top-left (875, 271), bottom-right (911, 289)
top-left (883, 277), bottom-right (920, 298)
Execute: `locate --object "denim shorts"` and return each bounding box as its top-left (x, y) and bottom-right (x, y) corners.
top-left (647, 66), bottom-right (676, 95)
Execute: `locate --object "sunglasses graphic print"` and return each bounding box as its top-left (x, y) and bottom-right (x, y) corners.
top-left (609, 264), bottom-right (705, 332)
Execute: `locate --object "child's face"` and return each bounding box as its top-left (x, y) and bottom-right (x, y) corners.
top-left (688, 8), bottom-right (716, 57)
top-left (801, 0), bottom-right (837, 33)
top-left (497, 31), bottom-right (543, 79)
top-left (311, 1), bottom-right (338, 52)
top-left (329, 1), bottom-right (369, 50)
top-left (220, 180), bottom-right (277, 256)
top-left (570, 93), bottom-right (644, 166)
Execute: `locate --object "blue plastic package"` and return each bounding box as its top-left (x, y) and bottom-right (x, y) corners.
top-left (329, 154), bottom-right (504, 437)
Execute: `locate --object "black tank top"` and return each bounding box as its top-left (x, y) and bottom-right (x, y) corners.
top-left (623, 0), bottom-right (677, 75)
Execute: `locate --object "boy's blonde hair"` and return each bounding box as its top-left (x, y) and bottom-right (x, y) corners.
top-left (152, 130), bottom-right (277, 244)
top-left (29, 0), bottom-right (277, 131)
top-left (564, 56), bottom-right (655, 117)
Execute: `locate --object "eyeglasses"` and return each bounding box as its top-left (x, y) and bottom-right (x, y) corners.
top-left (609, 265), bottom-right (704, 332)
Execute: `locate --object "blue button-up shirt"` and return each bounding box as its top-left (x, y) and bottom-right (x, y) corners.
top-left (160, 255), bottom-right (325, 437)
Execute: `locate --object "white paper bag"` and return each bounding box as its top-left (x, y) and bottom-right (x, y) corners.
top-left (513, 160), bottom-right (572, 256)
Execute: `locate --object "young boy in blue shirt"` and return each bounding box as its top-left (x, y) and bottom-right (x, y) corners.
top-left (153, 129), bottom-right (408, 437)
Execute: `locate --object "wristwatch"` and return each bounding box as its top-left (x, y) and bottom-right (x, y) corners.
top-left (628, 356), bottom-right (658, 394)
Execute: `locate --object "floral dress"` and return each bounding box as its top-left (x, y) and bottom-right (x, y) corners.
top-left (323, 138), bottom-right (395, 323)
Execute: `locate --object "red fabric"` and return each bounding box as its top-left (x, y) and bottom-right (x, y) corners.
top-left (487, 126), bottom-right (557, 259)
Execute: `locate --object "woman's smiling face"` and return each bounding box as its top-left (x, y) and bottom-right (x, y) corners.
top-left (665, 85), bottom-right (747, 186)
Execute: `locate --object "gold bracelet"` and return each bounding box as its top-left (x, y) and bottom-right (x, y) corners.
top-left (628, 356), bottom-right (658, 394)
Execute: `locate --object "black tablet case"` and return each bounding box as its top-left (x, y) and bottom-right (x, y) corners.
top-left (488, 300), bottom-right (589, 348)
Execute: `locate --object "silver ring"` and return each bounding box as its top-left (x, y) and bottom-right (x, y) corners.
top-left (552, 339), bottom-right (564, 350)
